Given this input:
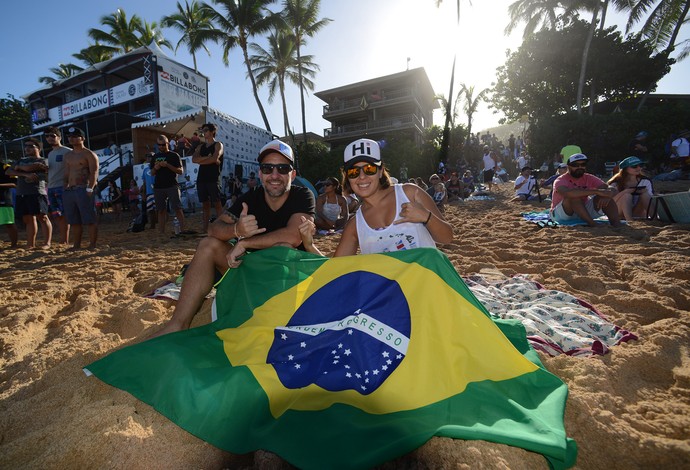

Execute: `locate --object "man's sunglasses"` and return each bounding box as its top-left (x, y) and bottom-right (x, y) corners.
top-left (44, 134), bottom-right (57, 138)
top-left (259, 163), bottom-right (293, 175)
top-left (346, 163), bottom-right (379, 179)
top-left (568, 162), bottom-right (587, 168)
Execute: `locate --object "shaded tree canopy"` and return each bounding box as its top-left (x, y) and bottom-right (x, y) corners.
top-left (0, 95), bottom-right (30, 142)
top-left (491, 20), bottom-right (674, 122)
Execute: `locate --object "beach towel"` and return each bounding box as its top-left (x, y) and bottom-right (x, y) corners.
top-left (86, 247), bottom-right (576, 470)
top-left (522, 209), bottom-right (621, 227)
top-left (465, 274), bottom-right (637, 356)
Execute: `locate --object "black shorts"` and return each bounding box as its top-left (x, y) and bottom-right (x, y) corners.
top-left (483, 169), bottom-right (495, 183)
top-left (15, 194), bottom-right (49, 218)
top-left (197, 180), bottom-right (222, 203)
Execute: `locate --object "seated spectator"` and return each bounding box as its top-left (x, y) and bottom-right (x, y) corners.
top-left (342, 187), bottom-right (360, 215)
top-left (445, 171), bottom-right (463, 202)
top-left (415, 177), bottom-right (428, 191)
top-left (540, 163), bottom-right (568, 199)
top-left (461, 171), bottom-right (475, 198)
top-left (551, 153), bottom-right (621, 227)
top-left (511, 166), bottom-right (539, 201)
top-left (432, 182), bottom-right (448, 211)
top-left (314, 176), bottom-right (349, 231)
top-left (426, 174), bottom-right (441, 198)
top-left (607, 156), bottom-right (653, 220)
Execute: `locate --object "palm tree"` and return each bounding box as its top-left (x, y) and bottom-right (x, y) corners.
top-left (135, 19), bottom-right (173, 50)
top-left (88, 9), bottom-right (144, 54)
top-left (161, 1), bottom-right (220, 71)
top-left (623, 0), bottom-right (690, 110)
top-left (250, 30), bottom-right (318, 137)
top-left (459, 84), bottom-right (489, 145)
top-left (38, 63), bottom-right (84, 85)
top-left (208, 0), bottom-right (279, 133)
top-left (434, 93), bottom-right (463, 129)
top-left (505, 0), bottom-right (568, 37)
top-left (281, 0), bottom-right (332, 147)
top-left (72, 44), bottom-right (116, 67)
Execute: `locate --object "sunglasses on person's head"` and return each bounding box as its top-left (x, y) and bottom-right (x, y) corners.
top-left (346, 163), bottom-right (379, 179)
top-left (568, 162), bottom-right (587, 168)
top-left (259, 163), bottom-right (293, 175)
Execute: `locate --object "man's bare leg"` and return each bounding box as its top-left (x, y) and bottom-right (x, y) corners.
top-left (563, 199), bottom-right (597, 227)
top-left (87, 223), bottom-right (98, 249)
top-left (150, 237), bottom-right (232, 337)
top-left (71, 224), bottom-right (83, 249)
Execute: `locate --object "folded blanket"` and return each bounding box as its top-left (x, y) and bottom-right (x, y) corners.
top-left (465, 274), bottom-right (638, 356)
top-left (522, 209), bottom-right (622, 227)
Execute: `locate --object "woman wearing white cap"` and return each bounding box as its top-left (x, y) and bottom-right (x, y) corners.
top-left (607, 156), bottom-right (653, 220)
top-left (301, 138), bottom-right (453, 255)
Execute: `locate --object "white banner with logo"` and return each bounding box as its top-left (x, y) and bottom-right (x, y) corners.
top-left (157, 56), bottom-right (209, 117)
top-left (110, 77), bottom-right (154, 106)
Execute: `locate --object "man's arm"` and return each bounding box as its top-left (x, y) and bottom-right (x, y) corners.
top-left (87, 151), bottom-right (99, 190)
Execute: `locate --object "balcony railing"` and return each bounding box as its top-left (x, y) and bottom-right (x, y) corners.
top-left (322, 87), bottom-right (416, 116)
top-left (323, 114), bottom-right (423, 139)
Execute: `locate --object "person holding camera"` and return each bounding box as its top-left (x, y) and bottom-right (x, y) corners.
top-left (511, 166), bottom-right (539, 201)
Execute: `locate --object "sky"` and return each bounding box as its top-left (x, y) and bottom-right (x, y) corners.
top-left (0, 0), bottom-right (688, 137)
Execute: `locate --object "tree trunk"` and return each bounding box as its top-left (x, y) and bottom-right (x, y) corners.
top-left (296, 42), bottom-right (308, 150)
top-left (440, 55), bottom-right (457, 164)
top-left (637, 0), bottom-right (690, 112)
top-left (242, 45), bottom-right (272, 133)
top-left (279, 78), bottom-right (291, 138)
top-left (589, 0), bottom-right (609, 116)
top-left (577, 7), bottom-right (599, 115)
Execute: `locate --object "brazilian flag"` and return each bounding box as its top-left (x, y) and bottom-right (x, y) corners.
top-left (85, 247), bottom-right (577, 469)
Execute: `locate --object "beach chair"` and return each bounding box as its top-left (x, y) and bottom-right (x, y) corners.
top-left (650, 191), bottom-right (690, 223)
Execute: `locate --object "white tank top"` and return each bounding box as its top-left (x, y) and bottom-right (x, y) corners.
top-left (355, 184), bottom-right (437, 254)
top-left (321, 200), bottom-right (342, 222)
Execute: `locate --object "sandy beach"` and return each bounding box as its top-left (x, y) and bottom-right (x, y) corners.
top-left (1, 181), bottom-right (689, 469)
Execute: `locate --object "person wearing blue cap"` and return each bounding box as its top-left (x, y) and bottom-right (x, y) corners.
top-left (150, 139), bottom-right (315, 338)
top-left (607, 156), bottom-right (653, 221)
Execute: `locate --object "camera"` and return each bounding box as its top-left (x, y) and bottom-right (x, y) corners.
top-left (531, 169), bottom-right (542, 177)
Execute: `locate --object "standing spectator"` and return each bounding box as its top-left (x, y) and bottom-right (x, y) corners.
top-left (7, 138), bottom-right (52, 249)
top-left (508, 134), bottom-right (516, 160)
top-left (193, 123), bottom-right (224, 232)
top-left (628, 131), bottom-right (649, 160)
top-left (560, 141), bottom-right (582, 164)
top-left (108, 181), bottom-right (123, 221)
top-left (190, 132), bottom-right (201, 154)
top-left (44, 127), bottom-right (70, 244)
top-left (246, 172), bottom-right (259, 194)
top-left (128, 180), bottom-right (141, 217)
top-left (151, 135), bottom-right (186, 235)
top-left (0, 162), bottom-right (18, 247)
top-left (482, 146), bottom-right (497, 191)
top-left (62, 127), bottom-right (99, 249)
top-left (177, 134), bottom-right (191, 156)
top-left (169, 135), bottom-right (177, 152)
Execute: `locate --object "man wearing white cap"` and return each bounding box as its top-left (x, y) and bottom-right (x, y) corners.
top-left (550, 153), bottom-right (621, 227)
top-left (152, 140), bottom-right (315, 337)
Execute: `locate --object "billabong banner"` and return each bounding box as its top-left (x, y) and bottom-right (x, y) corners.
top-left (85, 247), bottom-right (576, 469)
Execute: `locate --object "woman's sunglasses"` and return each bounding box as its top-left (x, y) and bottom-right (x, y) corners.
top-left (259, 163), bottom-right (293, 175)
top-left (346, 164), bottom-right (379, 179)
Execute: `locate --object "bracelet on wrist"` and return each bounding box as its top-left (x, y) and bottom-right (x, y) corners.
top-left (423, 211), bottom-right (432, 225)
top-left (234, 223), bottom-right (242, 240)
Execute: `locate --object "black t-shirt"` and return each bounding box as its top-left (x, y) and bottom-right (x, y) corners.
top-left (229, 185), bottom-right (315, 237)
top-left (151, 151), bottom-right (182, 188)
top-left (197, 141), bottom-right (223, 183)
